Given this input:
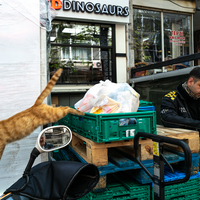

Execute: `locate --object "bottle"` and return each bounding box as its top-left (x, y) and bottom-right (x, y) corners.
top-left (129, 118), bottom-right (137, 125)
top-left (119, 118), bottom-right (129, 126)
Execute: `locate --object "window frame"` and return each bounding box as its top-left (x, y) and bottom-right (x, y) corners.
top-left (49, 19), bottom-right (116, 84)
top-left (132, 6), bottom-right (193, 70)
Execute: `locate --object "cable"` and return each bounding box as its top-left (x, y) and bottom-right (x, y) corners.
top-left (168, 0), bottom-right (195, 10)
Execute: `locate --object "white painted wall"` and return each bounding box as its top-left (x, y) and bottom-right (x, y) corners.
top-left (116, 24), bottom-right (127, 83)
top-left (0, 0), bottom-right (42, 193)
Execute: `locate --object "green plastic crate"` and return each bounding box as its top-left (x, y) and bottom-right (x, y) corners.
top-left (151, 177), bottom-right (200, 200)
top-left (80, 173), bottom-right (150, 200)
top-left (138, 100), bottom-right (155, 111)
top-left (152, 187), bottom-right (200, 200)
top-left (139, 100), bottom-right (154, 106)
top-left (58, 110), bottom-right (157, 143)
top-left (165, 189), bottom-right (200, 200)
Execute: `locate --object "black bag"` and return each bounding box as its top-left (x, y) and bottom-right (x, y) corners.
top-left (4, 161), bottom-right (99, 200)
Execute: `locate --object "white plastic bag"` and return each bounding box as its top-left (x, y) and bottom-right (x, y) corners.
top-left (90, 95), bottom-right (122, 114)
top-left (75, 80), bottom-right (140, 114)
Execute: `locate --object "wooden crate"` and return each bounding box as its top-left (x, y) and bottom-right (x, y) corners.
top-left (70, 131), bottom-right (135, 191)
top-left (68, 142), bottom-right (199, 191)
top-left (118, 125), bottom-right (199, 161)
top-left (157, 125), bottom-right (199, 153)
top-left (70, 131), bottom-right (134, 166)
top-left (71, 126), bottom-right (199, 163)
top-left (70, 127), bottom-right (199, 191)
top-left (117, 138), bottom-right (153, 161)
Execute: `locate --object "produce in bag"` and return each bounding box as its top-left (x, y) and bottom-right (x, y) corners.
top-left (75, 80), bottom-right (140, 114)
top-left (90, 96), bottom-right (122, 114)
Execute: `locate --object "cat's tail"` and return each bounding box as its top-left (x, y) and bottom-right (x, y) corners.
top-left (34, 69), bottom-right (63, 106)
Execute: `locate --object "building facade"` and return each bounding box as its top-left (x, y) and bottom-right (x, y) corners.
top-left (48, 0), bottom-right (196, 106)
top-left (0, 0), bottom-right (197, 194)
top-left (129, 0), bottom-right (195, 78)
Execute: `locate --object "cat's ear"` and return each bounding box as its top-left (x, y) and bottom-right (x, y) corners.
top-left (0, 142), bottom-right (5, 160)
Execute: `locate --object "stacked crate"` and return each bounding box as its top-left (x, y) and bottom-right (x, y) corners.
top-left (152, 168), bottom-right (200, 200)
top-left (138, 100), bottom-right (155, 111)
top-left (56, 100), bottom-right (200, 199)
top-left (54, 148), bottom-right (200, 200)
top-left (80, 172), bottom-right (151, 200)
top-left (58, 100), bottom-right (156, 143)
top-left (57, 102), bottom-right (157, 192)
top-left (60, 110), bottom-right (157, 142)
top-left (157, 125), bottom-right (200, 175)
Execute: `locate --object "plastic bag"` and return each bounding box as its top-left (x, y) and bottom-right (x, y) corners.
top-left (90, 96), bottom-right (122, 114)
top-left (75, 80), bottom-right (140, 114)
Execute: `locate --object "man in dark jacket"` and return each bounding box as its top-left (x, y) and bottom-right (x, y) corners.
top-left (160, 67), bottom-right (200, 131)
top-left (40, 134), bottom-right (54, 150)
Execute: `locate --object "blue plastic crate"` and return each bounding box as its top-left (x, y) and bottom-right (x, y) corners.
top-left (152, 168), bottom-right (200, 200)
top-left (138, 100), bottom-right (155, 111)
top-left (164, 167), bottom-right (200, 182)
top-left (138, 106), bottom-right (155, 111)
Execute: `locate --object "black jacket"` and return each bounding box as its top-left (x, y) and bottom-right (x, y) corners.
top-left (160, 83), bottom-right (200, 130)
top-left (44, 142), bottom-right (54, 150)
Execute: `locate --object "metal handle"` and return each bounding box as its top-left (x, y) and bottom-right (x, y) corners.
top-left (134, 132), bottom-right (192, 186)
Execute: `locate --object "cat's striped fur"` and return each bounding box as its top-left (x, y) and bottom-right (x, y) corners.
top-left (0, 68), bottom-right (84, 160)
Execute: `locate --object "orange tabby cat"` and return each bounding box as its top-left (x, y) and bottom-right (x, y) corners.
top-left (0, 68), bottom-right (84, 160)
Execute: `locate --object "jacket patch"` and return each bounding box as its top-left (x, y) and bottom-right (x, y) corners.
top-left (164, 91), bottom-right (177, 101)
top-left (179, 107), bottom-right (187, 113)
top-left (160, 109), bottom-right (169, 114)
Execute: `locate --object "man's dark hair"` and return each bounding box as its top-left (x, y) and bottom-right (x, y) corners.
top-left (188, 67), bottom-right (200, 82)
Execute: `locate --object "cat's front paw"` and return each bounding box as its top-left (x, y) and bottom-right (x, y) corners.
top-left (76, 110), bottom-right (85, 116)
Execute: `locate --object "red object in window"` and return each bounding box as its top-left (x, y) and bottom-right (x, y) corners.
top-left (135, 71), bottom-right (147, 77)
top-left (134, 62), bottom-right (147, 77)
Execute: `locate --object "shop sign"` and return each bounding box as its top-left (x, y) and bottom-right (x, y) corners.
top-left (170, 30), bottom-right (185, 46)
top-left (51, 0), bottom-right (129, 17)
top-left (50, 0), bottom-right (129, 24)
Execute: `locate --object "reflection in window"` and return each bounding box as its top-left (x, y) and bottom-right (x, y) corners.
top-left (50, 21), bottom-right (112, 47)
top-left (133, 9), bottom-right (161, 64)
top-left (62, 47), bottom-right (70, 59)
top-left (132, 8), bottom-right (192, 77)
top-left (72, 47), bottom-right (91, 60)
top-left (49, 21), bottom-right (113, 84)
top-left (164, 13), bottom-right (191, 69)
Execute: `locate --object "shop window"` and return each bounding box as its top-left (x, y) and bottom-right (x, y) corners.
top-left (72, 46), bottom-right (91, 60)
top-left (163, 13), bottom-right (191, 69)
top-left (133, 9), bottom-right (161, 65)
top-left (49, 21), bottom-right (114, 84)
top-left (132, 8), bottom-right (192, 78)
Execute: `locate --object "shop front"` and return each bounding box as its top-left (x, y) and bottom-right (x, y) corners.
top-left (128, 0), bottom-right (196, 124)
top-left (47, 0), bottom-right (129, 106)
top-left (130, 0), bottom-right (195, 78)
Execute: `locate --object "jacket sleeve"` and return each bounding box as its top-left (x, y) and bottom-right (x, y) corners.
top-left (160, 96), bottom-right (200, 130)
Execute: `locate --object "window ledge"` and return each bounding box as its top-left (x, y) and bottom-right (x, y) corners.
top-left (130, 66), bottom-right (197, 84)
top-left (52, 85), bottom-right (93, 93)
